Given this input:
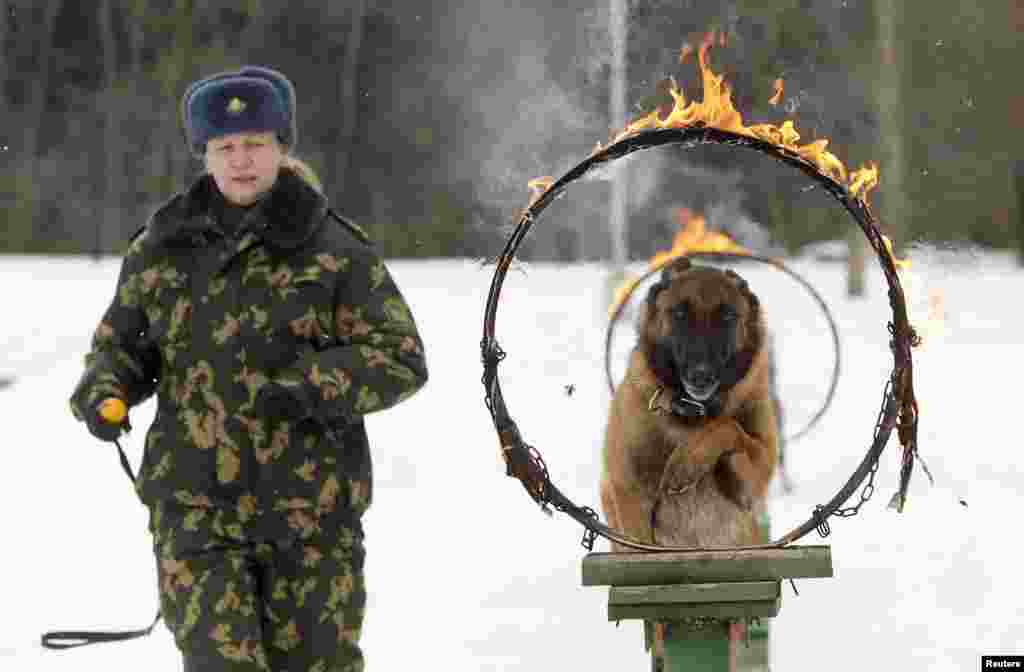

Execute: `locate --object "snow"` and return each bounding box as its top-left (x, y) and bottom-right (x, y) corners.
top-left (1, 249), bottom-right (1021, 670)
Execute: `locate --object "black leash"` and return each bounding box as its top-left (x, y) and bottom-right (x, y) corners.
top-left (41, 438), bottom-right (164, 650)
top-left (41, 612), bottom-right (162, 650)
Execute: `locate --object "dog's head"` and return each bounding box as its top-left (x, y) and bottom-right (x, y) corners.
top-left (639, 257), bottom-right (763, 402)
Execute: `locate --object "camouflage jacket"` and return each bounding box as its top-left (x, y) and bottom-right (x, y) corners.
top-left (70, 168), bottom-right (428, 525)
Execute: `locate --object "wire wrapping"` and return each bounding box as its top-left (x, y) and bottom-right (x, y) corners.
top-left (480, 126), bottom-right (920, 552)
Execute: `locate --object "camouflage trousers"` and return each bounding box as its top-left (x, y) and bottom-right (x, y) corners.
top-left (151, 503), bottom-right (366, 672)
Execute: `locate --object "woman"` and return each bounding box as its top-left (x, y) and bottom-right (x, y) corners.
top-left (69, 66), bottom-right (428, 671)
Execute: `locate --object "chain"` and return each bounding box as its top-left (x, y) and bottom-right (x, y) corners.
top-left (479, 337), bottom-right (506, 414)
top-left (812, 505), bottom-right (832, 537)
top-left (577, 507), bottom-right (600, 551)
top-left (818, 376), bottom-right (894, 532)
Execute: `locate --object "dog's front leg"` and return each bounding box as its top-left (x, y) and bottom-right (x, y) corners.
top-left (599, 479), bottom-right (631, 552)
top-left (657, 417), bottom-right (741, 497)
top-left (605, 478), bottom-right (656, 546)
top-left (716, 400), bottom-right (778, 507)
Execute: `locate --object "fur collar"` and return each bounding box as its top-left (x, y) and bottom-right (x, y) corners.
top-left (148, 167), bottom-right (327, 250)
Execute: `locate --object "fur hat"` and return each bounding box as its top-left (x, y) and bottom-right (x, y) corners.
top-left (181, 66), bottom-right (297, 157)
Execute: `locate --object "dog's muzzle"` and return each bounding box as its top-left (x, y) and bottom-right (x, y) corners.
top-left (682, 364), bottom-right (720, 401)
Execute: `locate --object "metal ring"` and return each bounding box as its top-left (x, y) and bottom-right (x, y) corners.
top-left (480, 125), bottom-right (920, 552)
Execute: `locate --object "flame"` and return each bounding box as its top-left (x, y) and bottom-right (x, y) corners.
top-left (578, 31), bottom-right (878, 204)
top-left (609, 273), bottom-right (642, 319)
top-left (608, 208), bottom-right (749, 316)
top-left (849, 162), bottom-right (880, 200)
top-left (527, 176), bottom-right (554, 206)
top-left (921, 288), bottom-right (947, 347)
top-left (881, 237), bottom-right (947, 349)
top-left (898, 263), bottom-right (947, 350)
top-left (881, 234), bottom-right (911, 272)
top-left (769, 78), bottom-right (784, 106)
top-left (649, 207), bottom-right (750, 268)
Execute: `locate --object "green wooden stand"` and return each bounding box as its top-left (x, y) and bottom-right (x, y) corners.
top-left (738, 510), bottom-right (772, 671)
top-left (582, 545), bottom-right (832, 671)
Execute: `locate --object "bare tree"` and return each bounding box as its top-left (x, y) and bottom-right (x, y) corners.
top-left (0, 0), bottom-right (10, 135)
top-left (6, 1), bottom-right (62, 239)
top-left (874, 0), bottom-right (908, 250)
top-left (97, 0), bottom-right (121, 255)
top-left (127, 0), bottom-right (146, 77)
top-left (335, 0), bottom-right (365, 202)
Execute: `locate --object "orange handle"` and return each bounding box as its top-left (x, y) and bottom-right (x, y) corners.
top-left (98, 398), bottom-right (127, 425)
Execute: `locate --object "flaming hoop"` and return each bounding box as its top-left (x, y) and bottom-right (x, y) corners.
top-left (480, 33), bottom-right (920, 552)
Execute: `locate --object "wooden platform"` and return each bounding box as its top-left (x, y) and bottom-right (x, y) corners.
top-left (584, 545), bottom-right (832, 623)
top-left (609, 581), bottom-right (781, 621)
top-left (583, 545), bottom-right (833, 587)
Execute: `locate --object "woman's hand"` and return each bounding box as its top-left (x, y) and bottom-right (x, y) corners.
top-left (83, 398), bottom-right (130, 442)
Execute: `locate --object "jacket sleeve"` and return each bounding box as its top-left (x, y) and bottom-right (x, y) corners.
top-left (69, 234), bottom-right (161, 422)
top-left (276, 240), bottom-right (428, 425)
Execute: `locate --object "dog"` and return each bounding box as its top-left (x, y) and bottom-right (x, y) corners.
top-left (600, 257), bottom-right (778, 550)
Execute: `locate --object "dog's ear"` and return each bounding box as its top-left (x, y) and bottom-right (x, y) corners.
top-left (645, 278), bottom-right (669, 315)
top-left (660, 257), bottom-right (692, 283)
top-left (645, 257), bottom-right (692, 325)
top-left (724, 268), bottom-right (747, 289)
top-left (725, 268), bottom-right (759, 312)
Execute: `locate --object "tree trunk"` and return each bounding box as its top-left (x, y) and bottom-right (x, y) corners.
top-left (874, 0), bottom-right (908, 253)
top-left (98, 0), bottom-right (121, 256)
top-left (128, 0), bottom-right (146, 78)
top-left (0, 0), bottom-right (10, 163)
top-left (608, 0), bottom-right (628, 266)
top-left (158, 0), bottom-right (195, 190)
top-left (846, 223), bottom-right (867, 297)
top-left (16, 1), bottom-right (62, 244)
top-left (0, 0), bottom-right (8, 116)
top-left (1011, 2), bottom-right (1024, 266)
top-left (19, 0), bottom-right (61, 166)
top-left (335, 0), bottom-right (366, 204)
top-left (1015, 160), bottom-right (1024, 267)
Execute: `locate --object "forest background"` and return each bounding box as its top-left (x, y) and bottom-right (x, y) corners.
top-left (1, 0), bottom-right (1021, 262)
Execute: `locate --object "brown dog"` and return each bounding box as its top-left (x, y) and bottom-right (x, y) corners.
top-left (600, 257), bottom-right (778, 549)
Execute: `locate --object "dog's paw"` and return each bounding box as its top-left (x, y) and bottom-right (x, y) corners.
top-left (657, 446), bottom-right (701, 496)
top-left (718, 452), bottom-right (756, 511)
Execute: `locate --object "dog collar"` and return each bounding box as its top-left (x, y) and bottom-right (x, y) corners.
top-left (647, 386), bottom-right (720, 419)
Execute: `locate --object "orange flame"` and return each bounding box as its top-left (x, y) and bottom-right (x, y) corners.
top-left (609, 274), bottom-right (642, 319)
top-left (849, 162), bottom-right (880, 200)
top-left (649, 207), bottom-right (750, 268)
top-left (920, 288), bottom-right (947, 348)
top-left (769, 78), bottom-right (784, 106)
top-left (881, 236), bottom-right (947, 349)
top-left (608, 208), bottom-right (749, 316)
top-left (894, 253), bottom-right (947, 350)
top-left (882, 234), bottom-right (911, 272)
top-left (527, 176), bottom-right (554, 206)
top-left (576, 31), bottom-right (879, 204)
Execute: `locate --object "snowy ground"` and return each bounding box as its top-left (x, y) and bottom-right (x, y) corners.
top-left (1, 249), bottom-right (1021, 671)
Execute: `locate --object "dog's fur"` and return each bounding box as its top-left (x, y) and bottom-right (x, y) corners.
top-left (600, 258), bottom-right (778, 549)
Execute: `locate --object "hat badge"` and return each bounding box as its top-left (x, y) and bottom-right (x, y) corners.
top-left (226, 97), bottom-right (247, 115)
